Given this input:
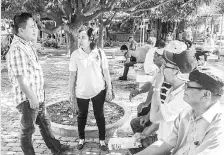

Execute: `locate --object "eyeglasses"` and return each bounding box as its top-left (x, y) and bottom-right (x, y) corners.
top-left (184, 82), bottom-right (204, 90)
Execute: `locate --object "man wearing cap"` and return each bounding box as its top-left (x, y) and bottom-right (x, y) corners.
top-left (129, 41), bottom-right (197, 154)
top-left (135, 66), bottom-right (224, 155)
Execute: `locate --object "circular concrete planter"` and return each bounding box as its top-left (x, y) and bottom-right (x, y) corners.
top-left (46, 98), bottom-right (131, 138)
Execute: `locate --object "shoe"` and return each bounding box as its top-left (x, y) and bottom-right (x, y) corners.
top-left (51, 144), bottom-right (70, 155)
top-left (99, 140), bottom-right (108, 151)
top-left (77, 139), bottom-right (85, 150)
top-left (119, 76), bottom-right (127, 80)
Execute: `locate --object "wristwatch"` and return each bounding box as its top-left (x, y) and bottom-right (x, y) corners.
top-left (153, 88), bottom-right (160, 92)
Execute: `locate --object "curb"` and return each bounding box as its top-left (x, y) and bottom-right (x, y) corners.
top-left (46, 99), bottom-right (132, 138)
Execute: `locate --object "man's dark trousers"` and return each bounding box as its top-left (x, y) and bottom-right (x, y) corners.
top-left (17, 100), bottom-right (62, 155)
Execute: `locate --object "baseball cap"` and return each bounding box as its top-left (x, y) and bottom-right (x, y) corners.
top-left (164, 40), bottom-right (187, 54)
top-left (163, 49), bottom-right (197, 73)
top-left (189, 66), bottom-right (224, 96)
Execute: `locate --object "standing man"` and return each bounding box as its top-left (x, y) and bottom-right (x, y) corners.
top-left (6, 13), bottom-right (69, 155)
top-left (135, 66), bottom-right (224, 155)
top-left (129, 36), bottom-right (137, 52)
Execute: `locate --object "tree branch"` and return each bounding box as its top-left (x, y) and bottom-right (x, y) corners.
top-left (126, 0), bottom-right (176, 14)
top-left (84, 7), bottom-right (112, 22)
top-left (103, 11), bottom-right (117, 26)
top-left (59, 0), bottom-right (73, 18)
top-left (76, 0), bottom-right (84, 15)
top-left (113, 0), bottom-right (151, 12)
top-left (83, 0), bottom-right (101, 15)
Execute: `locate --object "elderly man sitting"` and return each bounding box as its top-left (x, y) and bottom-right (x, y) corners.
top-left (135, 66), bottom-right (224, 155)
top-left (128, 41), bottom-right (198, 155)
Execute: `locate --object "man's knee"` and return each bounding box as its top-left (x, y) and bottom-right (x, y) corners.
top-left (21, 125), bottom-right (35, 136)
top-left (130, 117), bottom-right (142, 133)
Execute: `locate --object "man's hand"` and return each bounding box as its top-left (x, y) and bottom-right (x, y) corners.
top-left (29, 97), bottom-right (39, 109)
top-left (129, 89), bottom-right (139, 101)
top-left (137, 102), bottom-right (148, 114)
top-left (140, 115), bottom-right (150, 127)
top-left (69, 95), bottom-right (78, 115)
top-left (134, 132), bottom-right (146, 143)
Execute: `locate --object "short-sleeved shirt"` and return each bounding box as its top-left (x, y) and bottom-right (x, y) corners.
top-left (6, 35), bottom-right (45, 106)
top-left (165, 101), bottom-right (224, 155)
top-left (144, 47), bottom-right (158, 74)
top-left (156, 84), bottom-right (191, 140)
top-left (69, 48), bottom-right (109, 99)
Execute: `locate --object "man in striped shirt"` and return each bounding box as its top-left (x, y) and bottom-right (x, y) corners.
top-left (6, 13), bottom-right (69, 155)
top-left (129, 44), bottom-right (197, 154)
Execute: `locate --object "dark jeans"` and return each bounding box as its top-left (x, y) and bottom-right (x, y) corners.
top-left (17, 100), bottom-right (62, 155)
top-left (77, 89), bottom-right (106, 140)
top-left (122, 61), bottom-right (137, 77)
top-left (195, 51), bottom-right (210, 61)
top-left (129, 104), bottom-right (156, 155)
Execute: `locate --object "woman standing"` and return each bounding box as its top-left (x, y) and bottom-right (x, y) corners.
top-left (69, 27), bottom-right (113, 151)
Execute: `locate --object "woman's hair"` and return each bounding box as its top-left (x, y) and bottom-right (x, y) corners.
top-left (79, 26), bottom-right (98, 50)
top-left (120, 44), bottom-right (128, 51)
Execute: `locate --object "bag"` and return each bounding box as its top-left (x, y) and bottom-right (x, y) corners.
top-left (98, 49), bottom-right (115, 102)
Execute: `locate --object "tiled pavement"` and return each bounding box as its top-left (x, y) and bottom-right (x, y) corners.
top-left (2, 56), bottom-right (224, 155)
top-left (1, 96), bottom-right (132, 155)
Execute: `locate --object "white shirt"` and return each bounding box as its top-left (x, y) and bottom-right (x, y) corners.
top-left (69, 48), bottom-right (109, 99)
top-left (157, 84), bottom-right (191, 140)
top-left (144, 47), bottom-right (158, 75)
top-left (165, 102), bottom-right (224, 155)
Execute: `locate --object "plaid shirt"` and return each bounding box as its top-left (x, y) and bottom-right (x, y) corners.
top-left (7, 35), bottom-right (45, 106)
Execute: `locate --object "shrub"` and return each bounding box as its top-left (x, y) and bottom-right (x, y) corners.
top-left (43, 38), bottom-right (60, 49)
top-left (1, 35), bottom-right (12, 60)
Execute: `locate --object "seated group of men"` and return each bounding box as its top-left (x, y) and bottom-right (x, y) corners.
top-left (120, 37), bottom-right (224, 155)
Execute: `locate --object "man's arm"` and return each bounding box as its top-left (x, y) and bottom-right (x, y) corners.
top-left (150, 68), bottom-right (164, 123)
top-left (141, 123), bottom-right (159, 138)
top-left (135, 140), bottom-right (173, 155)
top-left (17, 76), bottom-right (39, 109)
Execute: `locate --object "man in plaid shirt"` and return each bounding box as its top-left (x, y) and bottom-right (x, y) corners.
top-left (7, 12), bottom-right (69, 155)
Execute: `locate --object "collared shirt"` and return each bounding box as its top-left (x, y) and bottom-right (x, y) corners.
top-left (69, 48), bottom-right (108, 99)
top-left (165, 101), bottom-right (224, 155)
top-left (6, 35), bottom-right (45, 106)
top-left (157, 84), bottom-right (191, 140)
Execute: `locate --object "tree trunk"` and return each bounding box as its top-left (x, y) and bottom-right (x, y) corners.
top-left (98, 22), bottom-right (104, 49)
top-left (69, 29), bottom-right (79, 55)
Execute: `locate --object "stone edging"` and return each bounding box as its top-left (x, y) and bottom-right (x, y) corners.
top-left (46, 98), bottom-right (132, 137)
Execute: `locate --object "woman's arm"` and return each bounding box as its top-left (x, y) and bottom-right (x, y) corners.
top-left (69, 71), bottom-right (77, 100)
top-left (103, 68), bottom-right (112, 90)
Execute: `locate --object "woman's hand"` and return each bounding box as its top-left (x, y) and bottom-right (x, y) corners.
top-left (106, 89), bottom-right (113, 101)
top-left (69, 95), bottom-right (78, 115)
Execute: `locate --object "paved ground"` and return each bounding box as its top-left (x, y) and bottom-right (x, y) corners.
top-left (1, 52), bottom-right (224, 155)
top-left (1, 53), bottom-right (142, 155)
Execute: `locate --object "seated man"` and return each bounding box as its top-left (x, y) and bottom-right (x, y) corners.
top-left (129, 48), bottom-right (198, 154)
top-left (135, 66), bottom-right (224, 155)
top-left (195, 34), bottom-right (215, 65)
top-left (136, 37), bottom-right (157, 63)
top-left (119, 44), bottom-right (137, 80)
